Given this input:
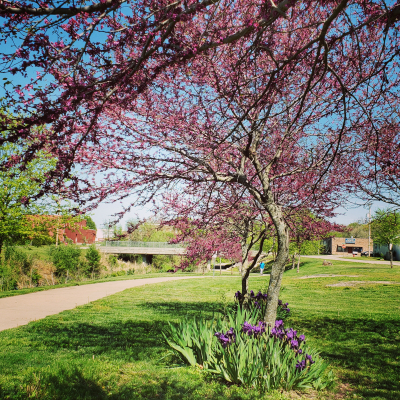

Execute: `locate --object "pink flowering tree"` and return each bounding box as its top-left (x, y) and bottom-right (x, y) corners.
top-left (1, 1), bottom-right (400, 324)
top-left (358, 120), bottom-right (400, 207)
top-left (159, 188), bottom-right (273, 296)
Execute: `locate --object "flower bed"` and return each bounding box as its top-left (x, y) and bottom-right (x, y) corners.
top-left (163, 291), bottom-right (334, 391)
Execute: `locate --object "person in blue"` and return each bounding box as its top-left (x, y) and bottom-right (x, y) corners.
top-left (259, 261), bottom-right (265, 275)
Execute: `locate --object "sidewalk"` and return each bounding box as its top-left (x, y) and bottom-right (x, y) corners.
top-left (302, 255), bottom-right (400, 266)
top-left (0, 276), bottom-right (212, 332)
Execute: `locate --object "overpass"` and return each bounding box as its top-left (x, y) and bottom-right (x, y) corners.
top-left (99, 241), bottom-right (265, 265)
top-left (100, 241), bottom-right (186, 263)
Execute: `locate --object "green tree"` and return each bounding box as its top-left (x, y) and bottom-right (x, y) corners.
top-left (0, 112), bottom-right (59, 253)
top-left (85, 245), bottom-right (101, 278)
top-left (372, 209), bottom-right (400, 268)
top-left (346, 221), bottom-right (369, 238)
top-left (84, 215), bottom-right (97, 230)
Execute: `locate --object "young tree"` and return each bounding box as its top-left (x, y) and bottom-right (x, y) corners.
top-left (1, 1), bottom-right (400, 325)
top-left (85, 244), bottom-right (102, 278)
top-left (372, 209), bottom-right (400, 268)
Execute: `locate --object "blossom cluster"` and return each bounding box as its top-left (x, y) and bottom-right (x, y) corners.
top-left (242, 321), bottom-right (266, 337)
top-left (214, 328), bottom-right (236, 348)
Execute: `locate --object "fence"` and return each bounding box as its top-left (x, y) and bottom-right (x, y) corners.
top-left (104, 241), bottom-right (184, 248)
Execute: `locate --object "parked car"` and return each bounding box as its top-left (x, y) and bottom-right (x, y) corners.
top-left (361, 251), bottom-right (373, 257)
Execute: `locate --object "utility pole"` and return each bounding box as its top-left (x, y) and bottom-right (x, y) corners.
top-left (368, 203), bottom-right (371, 257)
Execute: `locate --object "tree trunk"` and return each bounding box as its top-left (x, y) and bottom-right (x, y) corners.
top-left (390, 248), bottom-right (393, 269)
top-left (291, 254), bottom-right (295, 269)
top-left (241, 267), bottom-right (251, 297)
top-left (297, 254), bottom-right (301, 273)
top-left (263, 203), bottom-right (290, 327)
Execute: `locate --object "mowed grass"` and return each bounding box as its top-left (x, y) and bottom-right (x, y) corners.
top-left (0, 259), bottom-right (399, 399)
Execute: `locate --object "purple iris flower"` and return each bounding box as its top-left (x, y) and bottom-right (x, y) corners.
top-left (275, 320), bottom-right (284, 329)
top-left (242, 321), bottom-right (266, 337)
top-left (295, 360), bottom-right (306, 371)
top-left (278, 299), bottom-right (283, 306)
top-left (291, 340), bottom-right (299, 349)
top-left (286, 329), bottom-right (295, 340)
top-left (242, 321), bottom-right (253, 335)
top-left (305, 354), bottom-right (315, 364)
top-left (298, 349), bottom-right (303, 354)
top-left (299, 334), bottom-right (305, 342)
top-left (215, 328), bottom-right (236, 348)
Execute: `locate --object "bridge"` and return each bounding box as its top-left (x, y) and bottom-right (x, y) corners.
top-left (100, 241), bottom-right (186, 263)
top-left (99, 241), bottom-right (264, 266)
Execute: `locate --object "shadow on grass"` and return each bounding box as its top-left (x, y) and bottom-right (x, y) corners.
top-left (141, 300), bottom-right (221, 317)
top-left (1, 369), bottom-right (246, 400)
top-left (22, 301), bottom-right (219, 361)
top-left (294, 316), bottom-right (400, 400)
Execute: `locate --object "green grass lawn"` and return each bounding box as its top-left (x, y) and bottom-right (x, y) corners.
top-left (0, 258), bottom-right (399, 399)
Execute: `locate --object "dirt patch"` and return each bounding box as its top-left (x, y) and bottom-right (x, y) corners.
top-left (299, 274), bottom-right (360, 279)
top-left (327, 280), bottom-right (400, 287)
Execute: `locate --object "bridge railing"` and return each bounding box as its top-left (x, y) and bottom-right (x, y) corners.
top-left (104, 241), bottom-right (185, 248)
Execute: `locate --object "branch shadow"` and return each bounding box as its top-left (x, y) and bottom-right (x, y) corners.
top-left (295, 317), bottom-right (400, 399)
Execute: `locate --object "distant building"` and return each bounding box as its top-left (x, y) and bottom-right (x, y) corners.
top-left (323, 237), bottom-right (373, 256)
top-left (60, 219), bottom-right (96, 244)
top-left (373, 243), bottom-right (400, 261)
top-left (30, 216), bottom-right (97, 244)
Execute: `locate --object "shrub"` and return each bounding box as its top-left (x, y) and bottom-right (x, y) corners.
top-left (49, 244), bottom-right (81, 277)
top-left (0, 246), bottom-right (38, 290)
top-left (108, 255), bottom-right (118, 270)
top-left (85, 245), bottom-right (101, 278)
top-left (0, 262), bottom-right (19, 291)
top-left (163, 297), bottom-right (333, 392)
top-left (111, 270), bottom-right (126, 277)
top-left (5, 246), bottom-right (34, 275)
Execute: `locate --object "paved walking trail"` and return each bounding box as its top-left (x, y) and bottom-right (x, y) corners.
top-left (302, 255), bottom-right (400, 266)
top-left (0, 276), bottom-right (214, 332)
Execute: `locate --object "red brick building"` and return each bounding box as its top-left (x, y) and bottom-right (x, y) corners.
top-left (323, 237), bottom-right (373, 256)
top-left (59, 220), bottom-right (97, 244)
top-left (30, 216), bottom-right (97, 244)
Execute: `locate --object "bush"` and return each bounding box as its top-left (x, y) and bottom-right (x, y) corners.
top-left (0, 246), bottom-right (41, 290)
top-left (0, 262), bottom-right (19, 291)
top-left (85, 245), bottom-right (101, 278)
top-left (111, 270), bottom-right (126, 277)
top-left (31, 235), bottom-right (55, 246)
top-left (108, 255), bottom-right (118, 270)
top-left (163, 295), bottom-right (334, 392)
top-left (49, 244), bottom-right (81, 277)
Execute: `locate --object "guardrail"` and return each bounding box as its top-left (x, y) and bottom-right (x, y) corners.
top-left (104, 241), bottom-right (184, 248)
